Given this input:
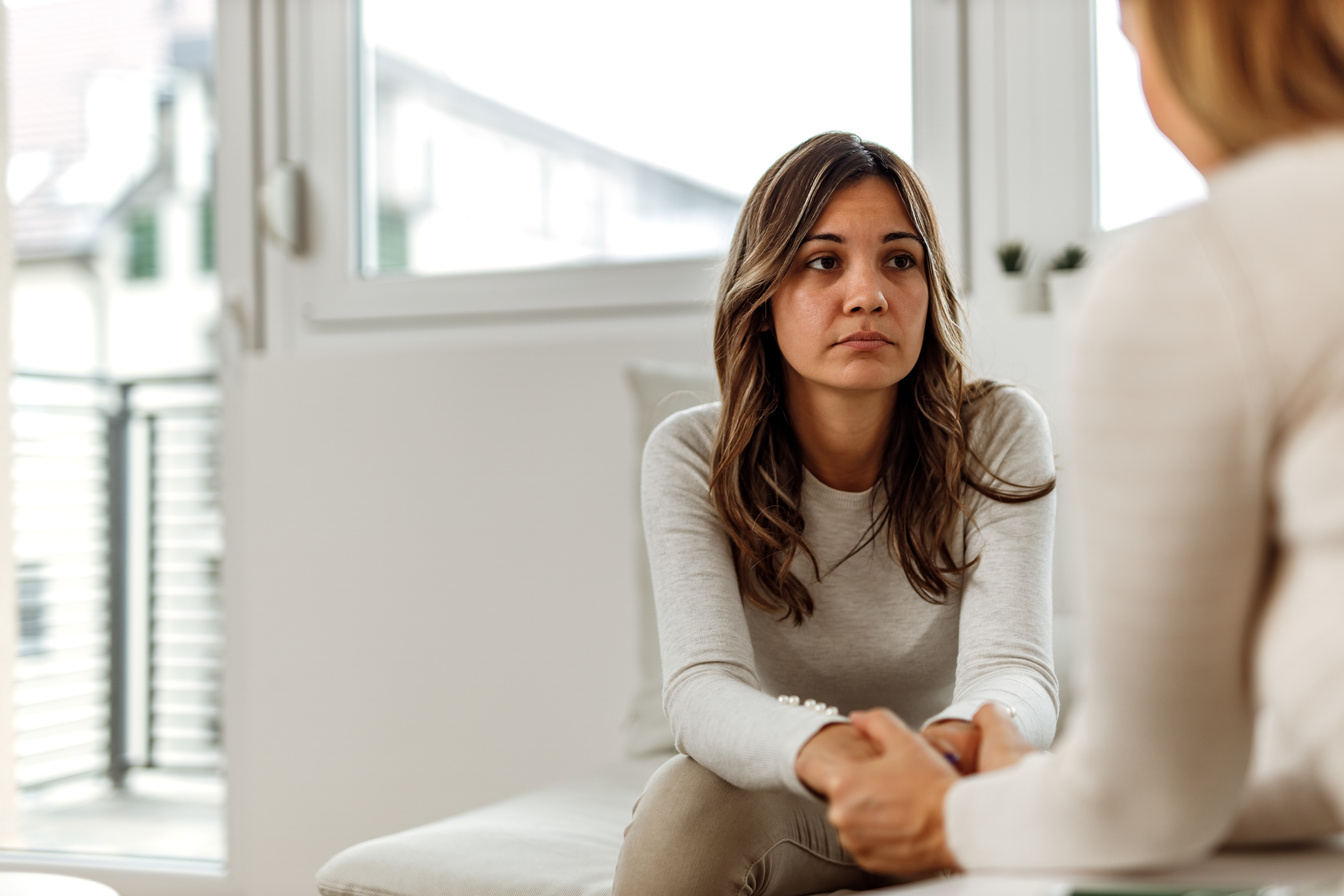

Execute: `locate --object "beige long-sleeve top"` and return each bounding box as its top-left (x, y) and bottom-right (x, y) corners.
top-left (642, 388), bottom-right (1059, 798)
top-left (946, 131), bottom-right (1344, 870)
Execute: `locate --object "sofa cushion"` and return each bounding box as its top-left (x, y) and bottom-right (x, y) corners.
top-left (622, 360), bottom-right (718, 758)
top-left (316, 755), bottom-right (673, 896)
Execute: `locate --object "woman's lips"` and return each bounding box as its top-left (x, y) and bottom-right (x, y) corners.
top-left (837, 331), bottom-right (891, 350)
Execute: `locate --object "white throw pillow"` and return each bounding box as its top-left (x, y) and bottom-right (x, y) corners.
top-left (622, 360), bottom-right (717, 758)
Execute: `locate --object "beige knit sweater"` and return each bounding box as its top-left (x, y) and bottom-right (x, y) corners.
top-left (947, 130), bottom-right (1344, 870)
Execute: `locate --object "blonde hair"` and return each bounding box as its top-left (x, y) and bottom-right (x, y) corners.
top-left (709, 132), bottom-right (1053, 625)
top-left (1138, 0), bottom-right (1344, 154)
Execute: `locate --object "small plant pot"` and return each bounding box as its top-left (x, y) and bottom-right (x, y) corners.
top-left (1045, 268), bottom-right (1087, 315)
top-left (1000, 271), bottom-right (1044, 314)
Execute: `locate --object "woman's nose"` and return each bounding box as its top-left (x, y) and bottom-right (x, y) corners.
top-left (846, 266), bottom-right (889, 314)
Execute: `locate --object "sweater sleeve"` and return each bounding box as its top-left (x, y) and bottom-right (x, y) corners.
top-left (944, 209), bottom-right (1267, 871)
top-left (642, 407), bottom-right (835, 796)
top-left (1223, 713), bottom-right (1342, 847)
top-left (921, 388), bottom-right (1059, 749)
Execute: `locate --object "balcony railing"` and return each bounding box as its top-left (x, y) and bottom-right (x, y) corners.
top-left (12, 372), bottom-right (223, 790)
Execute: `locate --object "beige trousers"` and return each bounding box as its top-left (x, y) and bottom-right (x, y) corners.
top-left (612, 754), bottom-right (898, 896)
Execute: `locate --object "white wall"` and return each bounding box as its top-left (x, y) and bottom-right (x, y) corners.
top-left (221, 313), bottom-right (712, 896)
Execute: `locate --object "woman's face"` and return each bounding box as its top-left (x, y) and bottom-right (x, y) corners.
top-left (769, 176), bottom-right (929, 405)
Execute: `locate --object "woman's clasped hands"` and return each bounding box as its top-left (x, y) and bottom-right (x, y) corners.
top-left (794, 703), bottom-right (1038, 876)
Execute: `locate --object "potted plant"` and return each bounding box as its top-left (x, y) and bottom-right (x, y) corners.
top-left (1046, 243), bottom-right (1088, 314)
top-left (997, 241), bottom-right (1029, 275)
top-left (993, 240), bottom-right (1042, 313)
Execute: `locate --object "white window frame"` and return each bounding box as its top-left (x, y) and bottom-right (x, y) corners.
top-left (223, 0), bottom-right (962, 348)
top-left (282, 0), bottom-right (729, 320)
top-left (958, 0), bottom-right (1098, 295)
top-left (222, 1), bottom-right (1104, 349)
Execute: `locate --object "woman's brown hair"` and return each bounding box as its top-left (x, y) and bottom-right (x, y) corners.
top-left (1136, 0), bottom-right (1344, 154)
top-left (710, 132), bottom-right (1053, 626)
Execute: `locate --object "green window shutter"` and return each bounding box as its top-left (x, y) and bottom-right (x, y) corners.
top-left (127, 210), bottom-right (159, 280)
top-left (200, 194), bottom-right (216, 272)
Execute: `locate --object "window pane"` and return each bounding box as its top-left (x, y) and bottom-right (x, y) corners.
top-left (1094, 0), bottom-right (1206, 230)
top-left (360, 0), bottom-right (913, 278)
top-left (5, 0), bottom-right (224, 863)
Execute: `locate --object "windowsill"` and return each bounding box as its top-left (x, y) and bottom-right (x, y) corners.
top-left (0, 851), bottom-right (225, 877)
top-left (0, 769), bottom-right (226, 872)
top-left (301, 254), bottom-right (724, 326)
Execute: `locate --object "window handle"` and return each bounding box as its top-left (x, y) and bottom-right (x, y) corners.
top-left (259, 161), bottom-right (307, 255)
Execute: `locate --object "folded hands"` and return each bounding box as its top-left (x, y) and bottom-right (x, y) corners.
top-left (793, 703), bottom-right (1036, 876)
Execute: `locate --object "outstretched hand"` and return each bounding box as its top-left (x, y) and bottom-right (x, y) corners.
top-left (821, 709), bottom-right (962, 876)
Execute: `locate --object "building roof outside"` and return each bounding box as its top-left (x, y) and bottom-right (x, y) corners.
top-left (7, 0), bottom-right (212, 261)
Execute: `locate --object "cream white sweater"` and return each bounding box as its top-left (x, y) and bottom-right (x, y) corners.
top-left (946, 131), bottom-right (1344, 870)
top-left (642, 388), bottom-right (1059, 798)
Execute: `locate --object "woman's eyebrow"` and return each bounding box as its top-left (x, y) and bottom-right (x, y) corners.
top-left (884, 231), bottom-right (923, 244)
top-left (800, 230), bottom-right (923, 245)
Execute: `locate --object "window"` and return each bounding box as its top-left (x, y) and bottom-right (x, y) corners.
top-left (275, 0), bottom-right (915, 320)
top-left (5, 0), bottom-right (223, 867)
top-left (1094, 0), bottom-right (1206, 230)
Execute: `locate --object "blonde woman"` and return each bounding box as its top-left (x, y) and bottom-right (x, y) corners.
top-left (612, 132), bottom-right (1059, 895)
top-left (813, 0), bottom-right (1344, 875)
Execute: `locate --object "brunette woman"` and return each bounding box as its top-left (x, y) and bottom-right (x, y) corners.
top-left (612, 132), bottom-right (1058, 896)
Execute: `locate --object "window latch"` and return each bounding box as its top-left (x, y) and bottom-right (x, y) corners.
top-left (259, 161), bottom-right (307, 255)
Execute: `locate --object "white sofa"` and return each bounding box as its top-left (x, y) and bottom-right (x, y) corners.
top-left (315, 360), bottom-right (1075, 896)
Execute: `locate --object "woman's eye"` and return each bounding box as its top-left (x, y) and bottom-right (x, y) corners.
top-left (805, 256), bottom-right (839, 271)
top-left (887, 254), bottom-right (917, 270)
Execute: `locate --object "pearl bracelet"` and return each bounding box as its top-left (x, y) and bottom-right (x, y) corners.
top-left (777, 694), bottom-right (840, 716)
